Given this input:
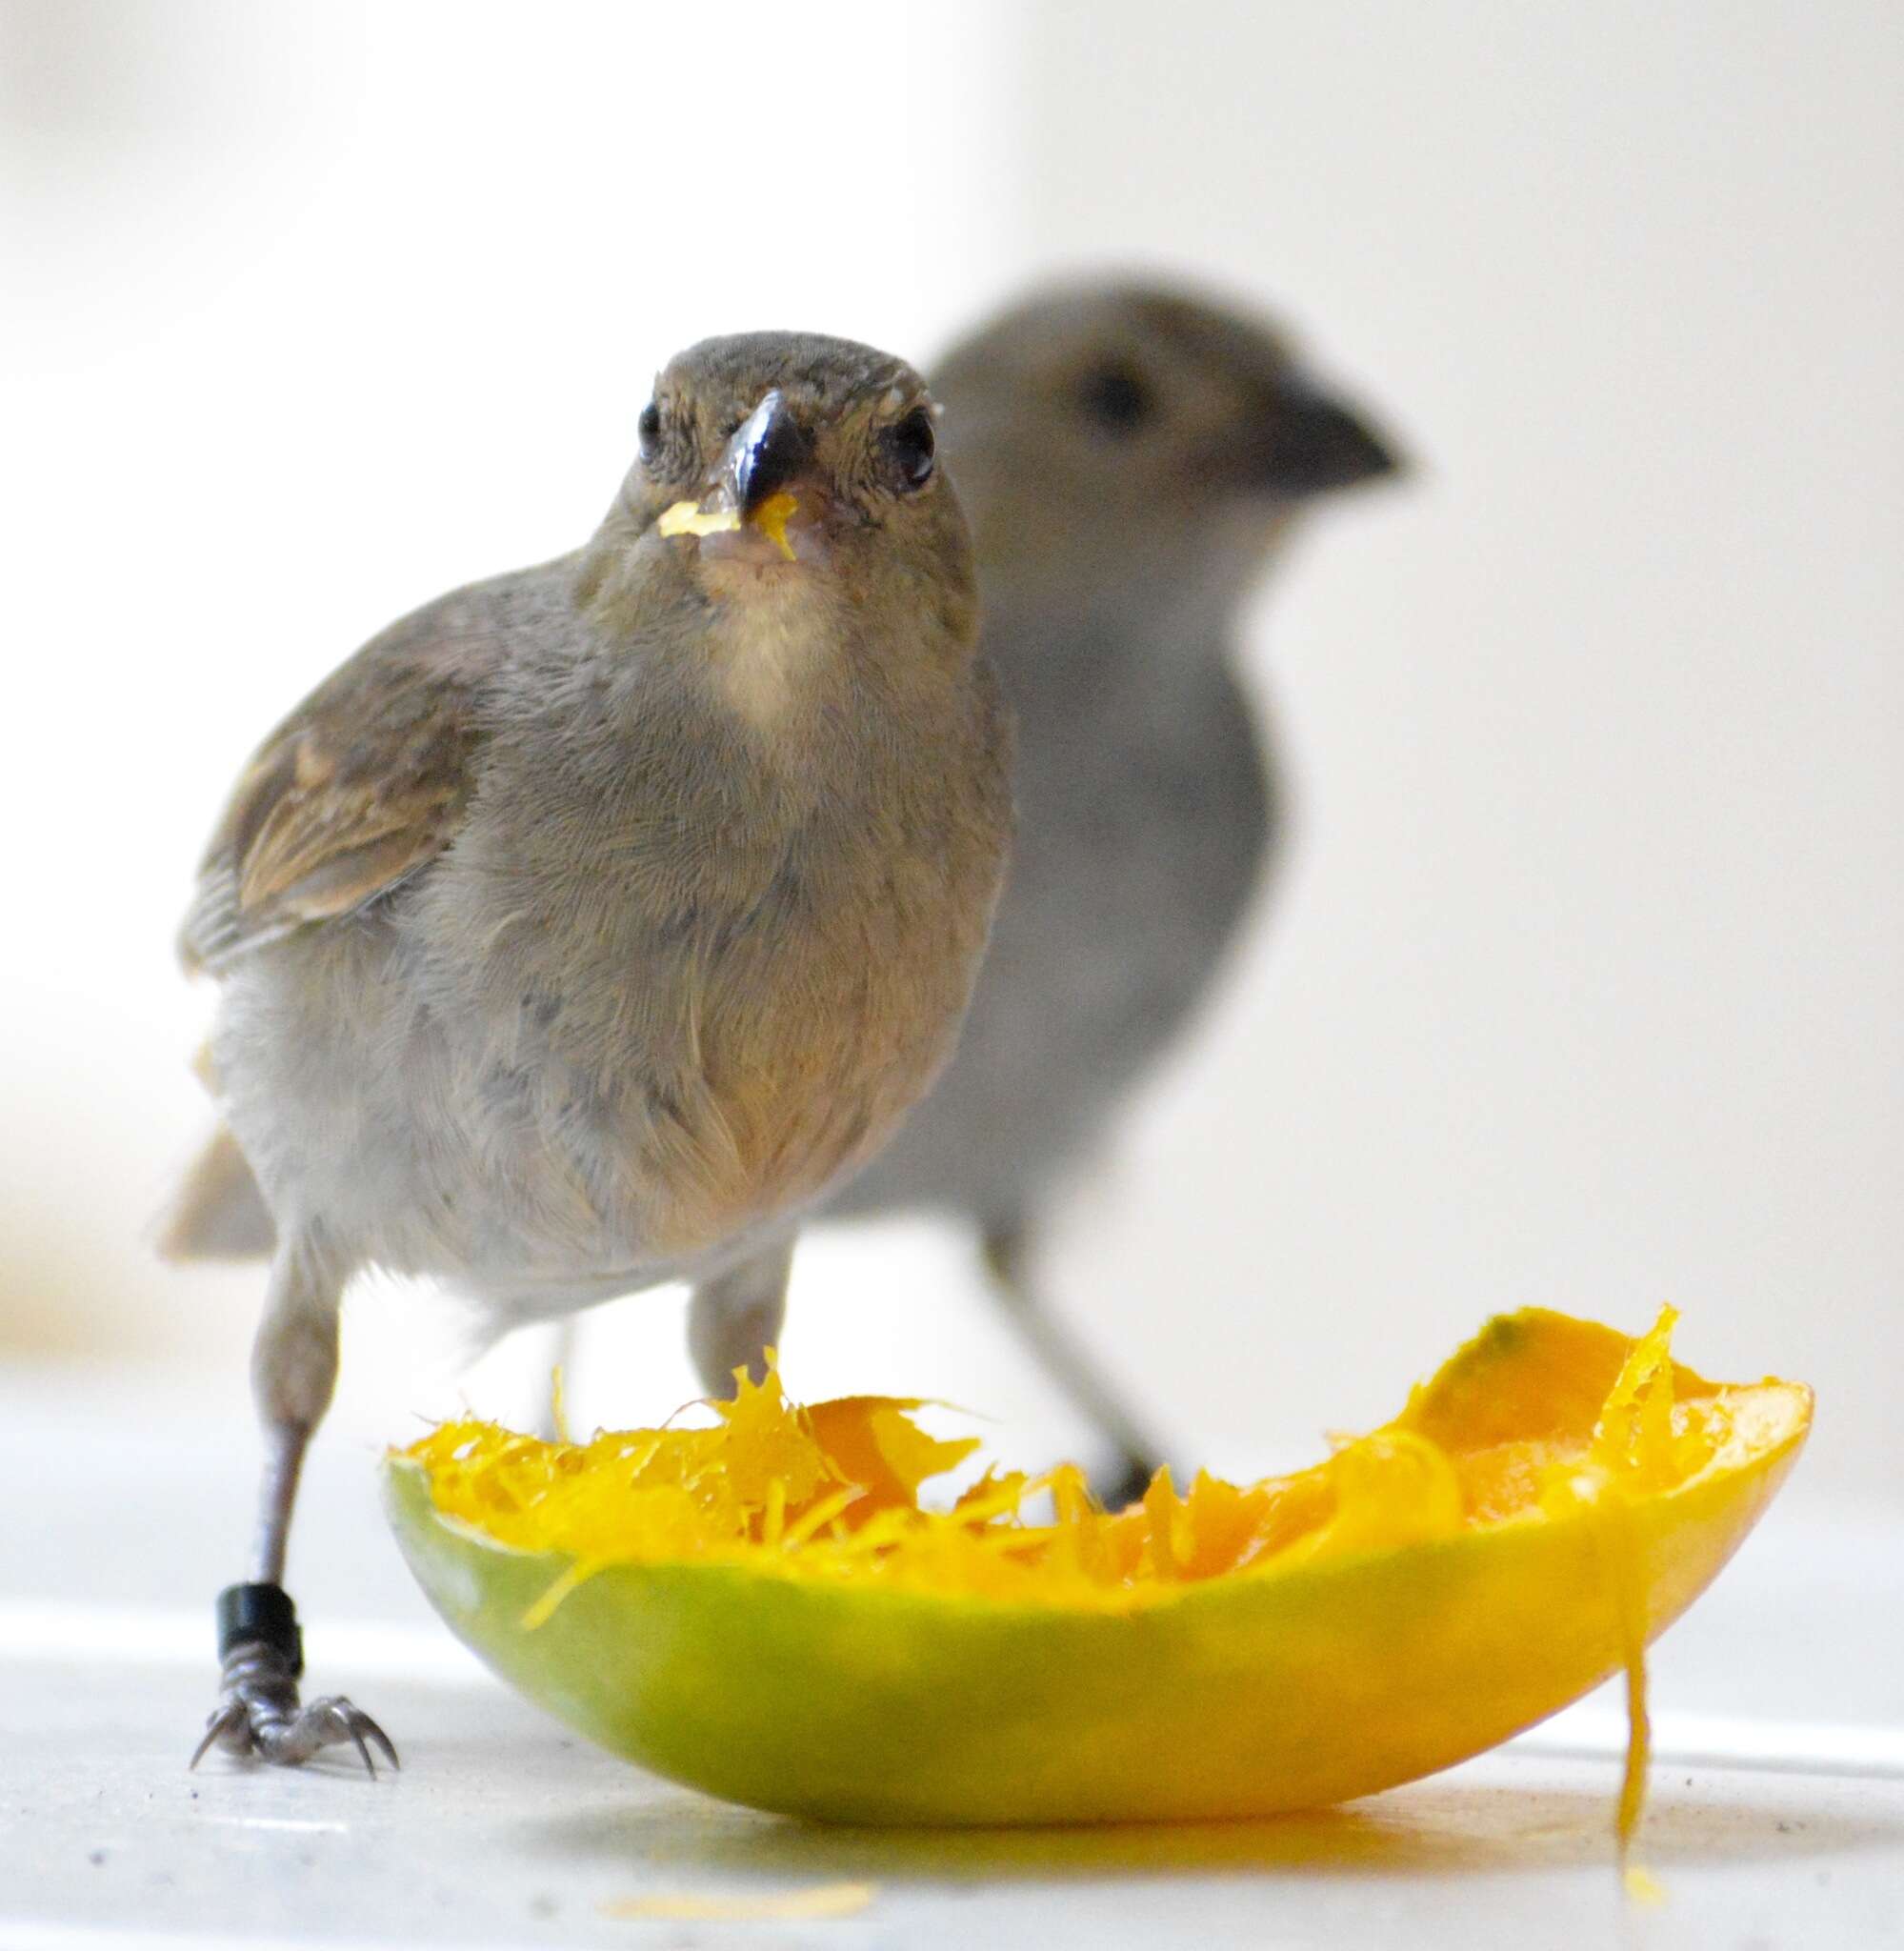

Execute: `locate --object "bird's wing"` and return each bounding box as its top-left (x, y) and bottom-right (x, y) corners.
top-left (179, 601), bottom-right (509, 974)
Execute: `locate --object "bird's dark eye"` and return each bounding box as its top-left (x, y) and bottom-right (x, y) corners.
top-left (636, 400), bottom-right (663, 463)
top-left (1077, 363), bottom-right (1152, 435)
top-left (885, 406), bottom-right (937, 491)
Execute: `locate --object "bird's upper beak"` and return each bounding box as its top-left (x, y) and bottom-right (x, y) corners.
top-left (717, 390), bottom-right (812, 518)
top-left (1250, 376), bottom-right (1403, 498)
top-left (656, 390), bottom-right (815, 563)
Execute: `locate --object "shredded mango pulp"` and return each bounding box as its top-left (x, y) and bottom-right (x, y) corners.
top-left (402, 1309), bottom-right (1737, 1854)
top-left (656, 493), bottom-right (800, 562)
top-left (406, 1308), bottom-right (1714, 1617)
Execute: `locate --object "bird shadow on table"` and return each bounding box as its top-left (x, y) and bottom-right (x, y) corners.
top-left (521, 1774), bottom-right (1904, 1886)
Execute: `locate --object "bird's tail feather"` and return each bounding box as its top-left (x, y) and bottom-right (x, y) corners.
top-left (156, 1125), bottom-right (278, 1262)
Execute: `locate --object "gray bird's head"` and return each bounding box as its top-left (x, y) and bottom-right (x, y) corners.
top-left (933, 280), bottom-right (1403, 634)
top-left (591, 331), bottom-right (978, 662)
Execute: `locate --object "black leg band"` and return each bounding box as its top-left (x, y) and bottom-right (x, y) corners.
top-left (215, 1582), bottom-right (304, 1678)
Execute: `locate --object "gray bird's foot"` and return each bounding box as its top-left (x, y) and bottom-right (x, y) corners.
top-left (1098, 1453), bottom-right (1163, 1513)
top-left (190, 1583), bottom-right (398, 1776)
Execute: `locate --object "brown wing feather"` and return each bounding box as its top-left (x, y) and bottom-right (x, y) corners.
top-left (181, 608), bottom-right (506, 974)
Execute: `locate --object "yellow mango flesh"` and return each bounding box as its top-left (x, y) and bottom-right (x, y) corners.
top-left (656, 493), bottom-right (799, 562)
top-left (384, 1310), bottom-right (1810, 1825)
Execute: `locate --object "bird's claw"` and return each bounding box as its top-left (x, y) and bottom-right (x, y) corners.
top-left (190, 1634), bottom-right (398, 1775)
top-left (1098, 1453), bottom-right (1163, 1514)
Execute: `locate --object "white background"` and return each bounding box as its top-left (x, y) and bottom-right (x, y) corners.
top-left (2, 1), bottom-right (1898, 1507)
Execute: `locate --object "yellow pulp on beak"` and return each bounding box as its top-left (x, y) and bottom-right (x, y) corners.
top-left (655, 499), bottom-right (739, 540)
top-left (657, 493), bottom-right (800, 563)
top-left (752, 492), bottom-right (799, 561)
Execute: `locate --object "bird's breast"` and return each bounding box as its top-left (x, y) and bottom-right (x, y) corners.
top-left (416, 655), bottom-right (1006, 1267)
top-left (700, 579), bottom-right (844, 734)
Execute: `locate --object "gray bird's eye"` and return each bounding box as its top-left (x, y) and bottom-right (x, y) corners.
top-left (636, 400), bottom-right (663, 463)
top-left (1077, 363), bottom-right (1152, 435)
top-left (885, 406), bottom-right (936, 492)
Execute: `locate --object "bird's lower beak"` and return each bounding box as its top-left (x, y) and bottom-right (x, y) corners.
top-left (1251, 378), bottom-right (1403, 497)
top-left (656, 390), bottom-right (814, 564)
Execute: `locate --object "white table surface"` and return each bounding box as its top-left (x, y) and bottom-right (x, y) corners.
top-left (4, 1365), bottom-right (1900, 1950)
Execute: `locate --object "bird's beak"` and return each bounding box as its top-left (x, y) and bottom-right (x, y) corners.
top-left (1252, 376), bottom-right (1403, 497)
top-left (718, 390), bottom-right (812, 519)
top-left (656, 390), bottom-right (815, 563)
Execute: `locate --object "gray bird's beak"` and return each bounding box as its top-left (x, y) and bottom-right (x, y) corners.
top-left (718, 390), bottom-right (812, 518)
top-left (1254, 377), bottom-right (1403, 497)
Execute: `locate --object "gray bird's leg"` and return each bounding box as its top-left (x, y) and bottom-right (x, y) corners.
top-left (687, 1232), bottom-right (797, 1398)
top-left (979, 1216), bottom-right (1161, 1511)
top-left (532, 1317), bottom-right (580, 1442)
top-left (192, 1235), bottom-right (397, 1775)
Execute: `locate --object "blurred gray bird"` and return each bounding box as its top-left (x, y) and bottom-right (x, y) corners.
top-left (826, 280), bottom-right (1403, 1499)
top-left (161, 332), bottom-right (1012, 1768)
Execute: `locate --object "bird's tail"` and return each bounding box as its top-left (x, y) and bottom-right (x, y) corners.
top-left (155, 1125), bottom-right (278, 1262)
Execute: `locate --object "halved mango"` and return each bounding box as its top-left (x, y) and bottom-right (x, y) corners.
top-left (383, 1310), bottom-right (1809, 1825)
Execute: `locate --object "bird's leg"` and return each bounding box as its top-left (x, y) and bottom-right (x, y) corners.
top-left (532, 1317), bottom-right (580, 1442)
top-left (192, 1237), bottom-right (396, 1775)
top-left (687, 1232), bottom-right (797, 1397)
top-left (979, 1216), bottom-right (1161, 1511)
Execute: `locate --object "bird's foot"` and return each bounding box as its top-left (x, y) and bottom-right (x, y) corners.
top-left (1097, 1452), bottom-right (1163, 1513)
top-left (193, 1676), bottom-right (399, 1774)
top-left (190, 1583), bottom-right (397, 1776)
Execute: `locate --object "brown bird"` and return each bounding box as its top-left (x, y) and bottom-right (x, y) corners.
top-left (163, 332), bottom-right (1012, 1769)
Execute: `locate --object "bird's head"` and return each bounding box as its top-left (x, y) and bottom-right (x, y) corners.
top-left (933, 280), bottom-right (1403, 629)
top-left (588, 332), bottom-right (978, 669)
